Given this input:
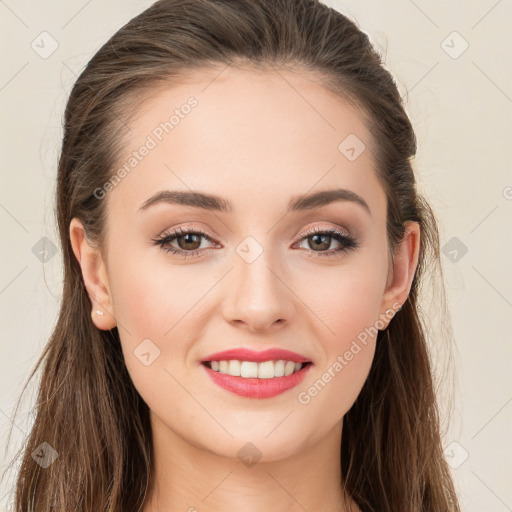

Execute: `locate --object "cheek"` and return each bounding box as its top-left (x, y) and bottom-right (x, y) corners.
top-left (297, 340), bottom-right (376, 427)
top-left (108, 248), bottom-right (202, 344)
top-left (292, 263), bottom-right (384, 413)
top-left (293, 257), bottom-right (386, 347)
top-left (107, 251), bottom-right (217, 394)
top-left (108, 256), bottom-right (199, 421)
top-left (297, 286), bottom-right (379, 422)
top-left (328, 282), bottom-right (383, 348)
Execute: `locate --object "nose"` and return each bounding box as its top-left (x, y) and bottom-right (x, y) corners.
top-left (221, 248), bottom-right (296, 333)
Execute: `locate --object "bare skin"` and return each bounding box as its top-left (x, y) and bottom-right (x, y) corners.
top-left (70, 64), bottom-right (420, 512)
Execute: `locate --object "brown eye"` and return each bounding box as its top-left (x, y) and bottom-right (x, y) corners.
top-left (152, 225), bottom-right (359, 260)
top-left (307, 233), bottom-right (332, 251)
top-left (176, 233), bottom-right (202, 250)
top-left (152, 227), bottom-right (217, 259)
top-left (295, 227), bottom-right (359, 258)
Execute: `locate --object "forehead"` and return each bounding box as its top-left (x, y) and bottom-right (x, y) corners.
top-left (107, 64), bottom-right (386, 221)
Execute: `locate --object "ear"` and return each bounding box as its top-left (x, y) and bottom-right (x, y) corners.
top-left (379, 221), bottom-right (421, 329)
top-left (69, 217), bottom-right (116, 330)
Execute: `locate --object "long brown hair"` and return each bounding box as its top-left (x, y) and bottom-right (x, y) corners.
top-left (3, 0), bottom-right (460, 510)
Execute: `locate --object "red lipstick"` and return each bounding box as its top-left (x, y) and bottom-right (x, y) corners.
top-left (201, 348), bottom-right (311, 364)
top-left (200, 347), bottom-right (313, 399)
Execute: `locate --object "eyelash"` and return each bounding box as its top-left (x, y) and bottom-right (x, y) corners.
top-left (152, 225), bottom-right (359, 260)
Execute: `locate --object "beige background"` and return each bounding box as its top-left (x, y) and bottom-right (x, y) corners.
top-left (1, 1), bottom-right (511, 510)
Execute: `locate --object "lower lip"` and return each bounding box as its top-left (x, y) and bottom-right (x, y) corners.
top-left (201, 363), bottom-right (312, 398)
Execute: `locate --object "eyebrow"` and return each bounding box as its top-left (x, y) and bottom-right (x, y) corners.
top-left (138, 188), bottom-right (371, 216)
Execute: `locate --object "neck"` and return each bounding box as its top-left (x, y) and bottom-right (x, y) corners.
top-left (141, 412), bottom-right (359, 512)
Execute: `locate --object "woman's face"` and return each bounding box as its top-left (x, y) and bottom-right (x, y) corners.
top-left (76, 65), bottom-right (416, 462)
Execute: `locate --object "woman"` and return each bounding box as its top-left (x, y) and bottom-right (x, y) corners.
top-left (6, 0), bottom-right (460, 510)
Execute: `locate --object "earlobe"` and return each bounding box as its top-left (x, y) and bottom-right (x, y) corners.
top-left (379, 221), bottom-right (421, 329)
top-left (69, 217), bottom-right (117, 331)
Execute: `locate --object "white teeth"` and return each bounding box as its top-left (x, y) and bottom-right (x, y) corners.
top-left (207, 359), bottom-right (306, 378)
top-left (274, 360), bottom-right (285, 377)
top-left (229, 360), bottom-right (241, 376)
top-left (240, 361), bottom-right (258, 378)
top-left (284, 361), bottom-right (295, 376)
top-left (257, 361), bottom-right (274, 379)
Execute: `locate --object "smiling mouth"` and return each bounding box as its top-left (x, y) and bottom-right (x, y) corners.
top-left (202, 360), bottom-right (313, 379)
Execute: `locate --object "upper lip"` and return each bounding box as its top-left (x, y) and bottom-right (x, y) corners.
top-left (201, 348), bottom-right (312, 364)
